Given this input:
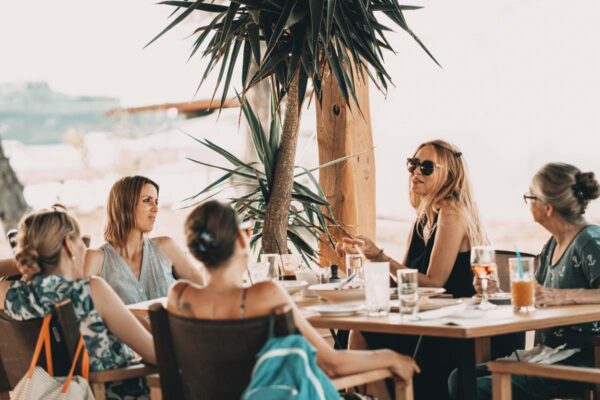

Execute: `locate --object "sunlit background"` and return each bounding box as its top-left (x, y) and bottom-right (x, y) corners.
top-left (1, 0), bottom-right (599, 261)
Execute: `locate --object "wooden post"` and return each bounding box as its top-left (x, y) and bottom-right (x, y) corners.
top-left (316, 67), bottom-right (376, 270)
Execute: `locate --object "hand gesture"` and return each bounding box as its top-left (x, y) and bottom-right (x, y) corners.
top-left (472, 272), bottom-right (499, 295)
top-left (389, 353), bottom-right (420, 383)
top-left (335, 235), bottom-right (380, 260)
top-left (535, 282), bottom-right (568, 306)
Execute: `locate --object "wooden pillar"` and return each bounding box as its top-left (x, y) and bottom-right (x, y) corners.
top-left (316, 69), bottom-right (376, 270)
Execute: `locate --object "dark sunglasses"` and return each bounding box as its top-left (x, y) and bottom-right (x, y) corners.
top-left (407, 158), bottom-right (438, 176)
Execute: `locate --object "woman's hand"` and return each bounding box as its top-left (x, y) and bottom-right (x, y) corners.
top-left (535, 282), bottom-right (570, 306)
top-left (472, 272), bottom-right (499, 295)
top-left (387, 351), bottom-right (420, 382)
top-left (335, 235), bottom-right (381, 260)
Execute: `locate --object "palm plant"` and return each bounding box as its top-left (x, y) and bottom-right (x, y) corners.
top-left (186, 97), bottom-right (354, 265)
top-left (149, 0), bottom-right (437, 253)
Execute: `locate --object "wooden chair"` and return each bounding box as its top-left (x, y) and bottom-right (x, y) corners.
top-left (0, 301), bottom-right (155, 400)
top-left (148, 303), bottom-right (413, 400)
top-left (495, 250), bottom-right (538, 293)
top-left (488, 337), bottom-right (600, 400)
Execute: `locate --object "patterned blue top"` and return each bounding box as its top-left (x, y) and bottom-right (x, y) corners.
top-left (4, 275), bottom-right (148, 399)
top-left (536, 225), bottom-right (600, 349)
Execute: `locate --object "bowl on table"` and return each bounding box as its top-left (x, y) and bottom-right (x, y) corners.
top-left (307, 283), bottom-right (365, 303)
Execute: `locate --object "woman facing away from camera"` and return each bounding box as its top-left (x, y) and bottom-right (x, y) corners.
top-left (85, 175), bottom-right (205, 305)
top-left (449, 162), bottom-right (600, 400)
top-left (166, 200), bottom-right (420, 399)
top-left (0, 208), bottom-right (156, 399)
top-left (336, 140), bottom-right (501, 400)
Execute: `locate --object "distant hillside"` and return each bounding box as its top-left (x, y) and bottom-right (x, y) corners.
top-left (0, 82), bottom-right (177, 144)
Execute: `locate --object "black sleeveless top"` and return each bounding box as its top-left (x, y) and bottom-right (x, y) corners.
top-left (405, 219), bottom-right (475, 298)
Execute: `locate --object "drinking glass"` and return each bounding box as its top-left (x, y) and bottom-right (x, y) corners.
top-left (346, 254), bottom-right (364, 281)
top-left (280, 254), bottom-right (302, 279)
top-left (509, 257), bottom-right (535, 313)
top-left (397, 269), bottom-right (419, 317)
top-left (260, 254), bottom-right (282, 280)
top-left (364, 262), bottom-right (390, 316)
top-left (247, 262), bottom-right (270, 284)
top-left (471, 246), bottom-right (497, 310)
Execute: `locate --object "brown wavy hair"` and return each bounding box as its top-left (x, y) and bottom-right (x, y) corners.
top-left (15, 209), bottom-right (80, 281)
top-left (409, 140), bottom-right (488, 247)
top-left (104, 176), bottom-right (159, 247)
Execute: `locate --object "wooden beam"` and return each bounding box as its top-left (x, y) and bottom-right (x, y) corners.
top-left (106, 98), bottom-right (240, 117)
top-left (316, 68), bottom-right (376, 271)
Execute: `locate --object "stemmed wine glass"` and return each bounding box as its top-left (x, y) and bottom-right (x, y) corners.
top-left (471, 246), bottom-right (497, 310)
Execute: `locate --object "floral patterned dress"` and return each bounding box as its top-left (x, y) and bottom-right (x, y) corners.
top-left (3, 274), bottom-right (149, 400)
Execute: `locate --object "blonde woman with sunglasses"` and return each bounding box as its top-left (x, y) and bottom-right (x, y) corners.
top-left (337, 139), bottom-right (488, 400)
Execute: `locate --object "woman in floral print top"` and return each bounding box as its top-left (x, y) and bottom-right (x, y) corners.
top-left (0, 208), bottom-right (156, 400)
top-left (451, 163), bottom-right (600, 400)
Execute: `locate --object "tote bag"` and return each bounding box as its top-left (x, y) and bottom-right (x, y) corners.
top-left (10, 314), bottom-right (94, 400)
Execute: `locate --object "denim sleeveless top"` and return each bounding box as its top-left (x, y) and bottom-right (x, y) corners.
top-left (100, 238), bottom-right (175, 305)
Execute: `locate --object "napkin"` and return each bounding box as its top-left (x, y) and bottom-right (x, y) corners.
top-left (414, 302), bottom-right (469, 320)
top-left (499, 344), bottom-right (580, 365)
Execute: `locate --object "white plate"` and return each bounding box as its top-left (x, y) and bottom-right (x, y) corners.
top-left (308, 283), bottom-right (365, 303)
top-left (279, 280), bottom-right (308, 295)
top-left (417, 287), bottom-right (446, 296)
top-left (306, 303), bottom-right (365, 317)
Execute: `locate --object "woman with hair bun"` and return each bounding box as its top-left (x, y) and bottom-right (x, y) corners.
top-left (0, 208), bottom-right (156, 399)
top-left (85, 175), bottom-right (205, 304)
top-left (167, 200), bottom-right (420, 399)
top-left (450, 163), bottom-right (600, 400)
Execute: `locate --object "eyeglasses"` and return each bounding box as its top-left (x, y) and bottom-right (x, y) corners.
top-left (523, 193), bottom-right (538, 205)
top-left (406, 158), bottom-right (439, 176)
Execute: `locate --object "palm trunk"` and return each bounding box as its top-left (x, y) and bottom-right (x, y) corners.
top-left (0, 140), bottom-right (28, 231)
top-left (261, 73), bottom-right (302, 254)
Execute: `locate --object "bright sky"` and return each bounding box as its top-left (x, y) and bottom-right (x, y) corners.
top-left (2, 0), bottom-right (600, 223)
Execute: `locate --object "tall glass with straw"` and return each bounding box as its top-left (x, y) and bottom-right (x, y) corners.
top-left (471, 246), bottom-right (497, 310)
top-left (510, 246), bottom-right (535, 313)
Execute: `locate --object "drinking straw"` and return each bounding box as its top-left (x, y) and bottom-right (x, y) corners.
top-left (514, 244), bottom-right (524, 279)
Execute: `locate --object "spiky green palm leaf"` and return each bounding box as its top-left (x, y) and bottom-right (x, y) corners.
top-left (148, 0), bottom-right (438, 109)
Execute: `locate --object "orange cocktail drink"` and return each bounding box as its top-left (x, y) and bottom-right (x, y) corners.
top-left (509, 257), bottom-right (535, 313)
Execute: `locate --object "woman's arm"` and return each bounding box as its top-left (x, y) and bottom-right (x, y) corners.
top-left (259, 282), bottom-right (419, 381)
top-left (83, 248), bottom-right (104, 277)
top-left (416, 208), bottom-right (468, 287)
top-left (152, 236), bottom-right (205, 285)
top-left (88, 276), bottom-right (156, 364)
top-left (535, 281), bottom-right (600, 306)
top-left (0, 258), bottom-right (19, 277)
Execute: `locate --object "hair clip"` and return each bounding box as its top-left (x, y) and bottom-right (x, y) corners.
top-left (454, 151), bottom-right (462, 158)
top-left (572, 184), bottom-right (585, 201)
top-left (197, 230), bottom-right (214, 252)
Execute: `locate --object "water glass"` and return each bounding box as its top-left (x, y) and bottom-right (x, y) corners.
top-left (364, 262), bottom-right (390, 317)
top-left (260, 254), bottom-right (281, 280)
top-left (346, 254), bottom-right (364, 281)
top-left (509, 257), bottom-right (535, 313)
top-left (397, 269), bottom-right (419, 317)
top-left (247, 262), bottom-right (270, 284)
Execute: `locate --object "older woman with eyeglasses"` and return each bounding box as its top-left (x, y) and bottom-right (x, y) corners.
top-left (337, 139), bottom-right (489, 399)
top-left (449, 162), bottom-right (600, 400)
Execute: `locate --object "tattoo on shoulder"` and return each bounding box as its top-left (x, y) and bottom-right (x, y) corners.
top-left (179, 302), bottom-right (191, 312)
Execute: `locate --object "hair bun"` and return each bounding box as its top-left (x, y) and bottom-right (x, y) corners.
top-left (15, 245), bottom-right (42, 280)
top-left (576, 172), bottom-right (600, 201)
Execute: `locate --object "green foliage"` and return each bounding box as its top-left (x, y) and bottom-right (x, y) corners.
top-left (185, 97), bottom-right (354, 265)
top-left (148, 0), bottom-right (438, 109)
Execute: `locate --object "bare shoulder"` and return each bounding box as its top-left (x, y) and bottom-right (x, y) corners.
top-left (248, 281), bottom-right (289, 308)
top-left (84, 247), bottom-right (105, 276)
top-left (166, 279), bottom-right (202, 314)
top-left (438, 204), bottom-right (466, 226)
top-left (151, 236), bottom-right (180, 257)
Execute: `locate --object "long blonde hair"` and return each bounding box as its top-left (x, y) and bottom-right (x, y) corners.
top-left (104, 175), bottom-right (159, 248)
top-left (15, 208), bottom-right (80, 281)
top-left (409, 140), bottom-right (488, 247)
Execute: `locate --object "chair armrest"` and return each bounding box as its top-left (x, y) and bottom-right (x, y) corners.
top-left (331, 368), bottom-right (413, 400)
top-left (89, 363), bottom-right (157, 383)
top-left (488, 361), bottom-right (600, 384)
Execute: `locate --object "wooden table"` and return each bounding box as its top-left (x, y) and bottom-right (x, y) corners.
top-left (128, 297), bottom-right (167, 320)
top-left (306, 303), bottom-right (600, 400)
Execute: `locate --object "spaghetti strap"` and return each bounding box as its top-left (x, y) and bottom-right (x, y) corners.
top-left (240, 287), bottom-right (248, 319)
top-left (175, 282), bottom-right (191, 312)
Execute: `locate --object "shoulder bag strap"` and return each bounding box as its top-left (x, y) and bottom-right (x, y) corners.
top-left (26, 315), bottom-right (53, 379)
top-left (61, 335), bottom-right (90, 393)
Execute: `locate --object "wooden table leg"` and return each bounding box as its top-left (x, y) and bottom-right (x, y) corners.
top-left (456, 338), bottom-right (477, 400)
top-left (475, 337), bottom-right (491, 363)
